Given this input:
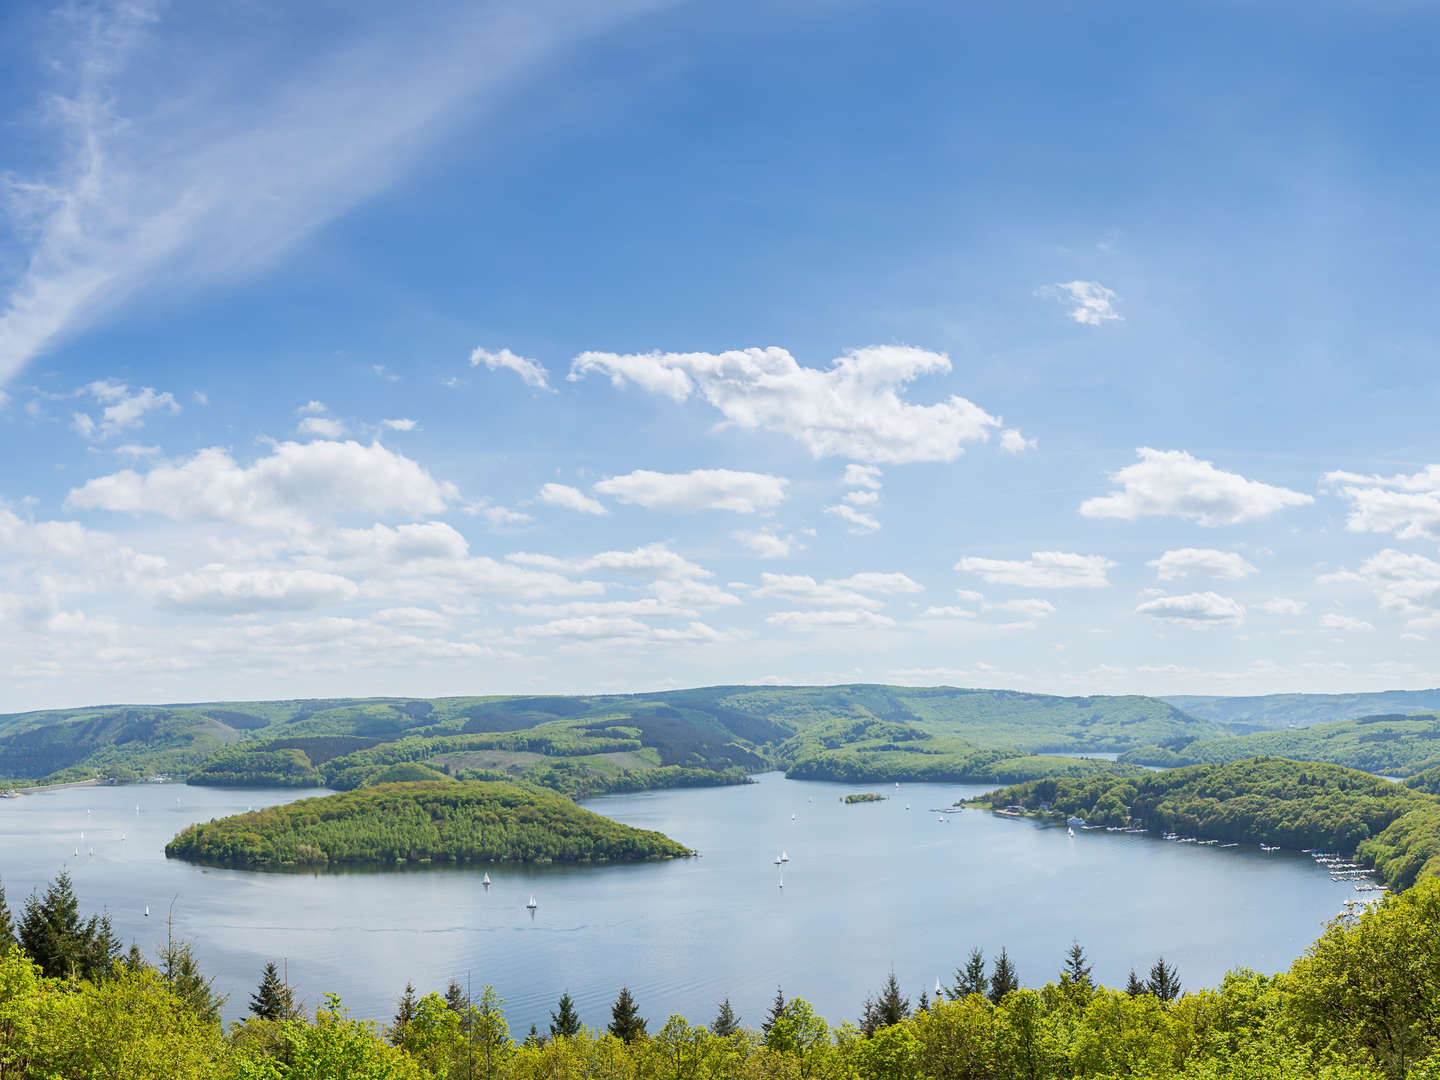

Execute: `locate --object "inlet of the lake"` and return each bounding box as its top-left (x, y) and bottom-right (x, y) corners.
top-left (0, 773), bottom-right (1354, 1032)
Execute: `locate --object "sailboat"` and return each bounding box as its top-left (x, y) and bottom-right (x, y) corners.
top-left (120, 833), bottom-right (126, 842)
top-left (73, 848), bottom-right (78, 857)
top-left (905, 803), bottom-right (911, 811)
top-left (482, 873), bottom-right (491, 886)
top-left (525, 895), bottom-right (537, 910)
top-left (935, 978), bottom-right (944, 998)
top-left (144, 906), bottom-right (150, 917)
top-left (773, 854), bottom-right (783, 865)
top-left (780, 850), bottom-right (789, 863)
top-left (1067, 827), bottom-right (1075, 838)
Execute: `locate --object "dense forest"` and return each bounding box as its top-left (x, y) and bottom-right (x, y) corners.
top-left (1119, 713), bottom-right (1440, 777)
top-left (1164, 689), bottom-right (1440, 730)
top-left (165, 780), bottom-right (692, 868)
top-left (981, 758), bottom-right (1440, 890)
top-left (0, 685), bottom-right (1224, 789)
top-left (2, 868), bottom-right (1440, 1077)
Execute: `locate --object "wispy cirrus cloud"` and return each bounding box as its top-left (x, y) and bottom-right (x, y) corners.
top-left (0, 0), bottom-right (668, 386)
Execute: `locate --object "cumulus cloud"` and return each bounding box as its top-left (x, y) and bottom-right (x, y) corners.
top-left (1321, 613), bottom-right (1374, 633)
top-left (1323, 465), bottom-right (1440, 540)
top-left (825, 503), bottom-right (880, 533)
top-left (843, 490), bottom-right (879, 506)
top-left (1321, 549), bottom-right (1440, 616)
top-left (956, 551), bottom-right (1114, 589)
top-left (1261, 598), bottom-right (1307, 615)
top-left (382, 418), bottom-right (417, 431)
top-left (569, 346), bottom-right (1016, 464)
top-left (921, 605), bottom-right (980, 619)
top-left (753, 573), bottom-right (882, 610)
top-left (1044, 281), bottom-right (1123, 326)
top-left (463, 500), bottom-right (532, 527)
top-left (1000, 428), bottom-right (1036, 453)
top-left (508, 542), bottom-right (709, 580)
top-left (987, 597), bottom-right (1056, 619)
top-left (72, 380), bottom-right (180, 440)
top-left (833, 572), bottom-right (924, 594)
top-left (154, 567), bottom-right (359, 613)
top-left (843, 464), bottom-right (883, 490)
top-left (298, 415), bottom-right (347, 438)
top-left (1081, 448), bottom-right (1313, 526)
top-left (537, 483), bottom-right (609, 516)
top-left (1135, 591), bottom-right (1246, 626)
top-left (470, 347), bottom-right (553, 391)
top-left (733, 528), bottom-right (802, 559)
top-left (1147, 548), bottom-right (1258, 581)
top-left (766, 609), bottom-right (896, 631)
top-left (593, 469), bottom-right (787, 514)
top-left (65, 440), bottom-right (459, 531)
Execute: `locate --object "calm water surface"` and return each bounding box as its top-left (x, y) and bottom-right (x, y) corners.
top-left (0, 774), bottom-right (1355, 1030)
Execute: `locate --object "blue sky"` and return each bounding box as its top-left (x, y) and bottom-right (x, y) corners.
top-left (2, 0), bottom-right (1439, 710)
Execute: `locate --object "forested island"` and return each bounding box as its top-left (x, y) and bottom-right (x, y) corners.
top-left (980, 757), bottom-right (1440, 890)
top-left (1, 865), bottom-right (1439, 1078)
top-left (165, 780), bottom-right (691, 868)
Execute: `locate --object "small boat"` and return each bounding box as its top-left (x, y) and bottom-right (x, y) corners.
top-left (482, 873), bottom-right (491, 886)
top-left (88, 848), bottom-right (94, 856)
top-left (935, 978), bottom-right (944, 998)
top-left (905, 803), bottom-right (911, 811)
top-left (1067, 827), bottom-right (1074, 838)
top-left (73, 848), bottom-right (78, 857)
top-left (1260, 843), bottom-right (1280, 852)
top-left (144, 906), bottom-right (150, 917)
top-left (525, 895), bottom-right (537, 910)
top-left (791, 813), bottom-right (796, 822)
top-left (780, 850), bottom-right (789, 863)
top-left (120, 833), bottom-right (126, 841)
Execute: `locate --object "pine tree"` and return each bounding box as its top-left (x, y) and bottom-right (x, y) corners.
top-left (918, 989), bottom-right (930, 1013)
top-left (1147, 956), bottom-right (1181, 1002)
top-left (18, 871), bottom-right (118, 980)
top-left (0, 880), bottom-right (14, 949)
top-left (608, 985), bottom-right (646, 1043)
top-left (951, 948), bottom-right (987, 999)
top-left (159, 928), bottom-right (227, 1023)
top-left (445, 980), bottom-right (470, 1014)
top-left (988, 947), bottom-right (1019, 1004)
top-left (122, 943), bottom-right (148, 974)
top-left (550, 991), bottom-right (581, 1039)
top-left (1062, 941), bottom-right (1093, 986)
top-left (762, 986), bottom-right (786, 1035)
top-left (251, 961), bottom-right (298, 1021)
top-left (1125, 969), bottom-right (1146, 997)
top-left (711, 997), bottom-right (740, 1037)
top-left (861, 971), bottom-right (911, 1035)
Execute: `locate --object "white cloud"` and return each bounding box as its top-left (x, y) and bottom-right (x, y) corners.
top-left (1000, 428), bottom-right (1036, 453)
top-left (298, 415), bottom-right (347, 438)
top-left (570, 346), bottom-right (1013, 464)
top-left (0, 0), bottom-right (663, 386)
top-left (372, 365), bottom-right (399, 383)
top-left (1081, 448), bottom-right (1313, 525)
top-left (1321, 613), bottom-right (1374, 633)
top-left (1045, 281), bottom-right (1123, 326)
top-left (372, 607), bottom-right (453, 631)
top-left (1135, 592), bottom-right (1246, 626)
top-left (71, 380), bottom-right (180, 440)
top-left (297, 401), bottom-right (329, 416)
top-left (987, 597), bottom-right (1056, 619)
top-left (508, 542), bottom-right (709, 581)
top-left (115, 444), bottom-right (161, 458)
top-left (154, 567), bottom-right (359, 613)
top-left (466, 501), bottom-right (532, 527)
top-left (956, 551), bottom-right (1114, 589)
top-left (921, 605), bottom-right (979, 619)
top-left (593, 469), bottom-right (787, 514)
top-left (323, 522), bottom-right (471, 564)
top-left (1321, 549), bottom-right (1440, 615)
top-left (1323, 466), bottom-right (1440, 540)
top-left (733, 528), bottom-right (801, 559)
top-left (1261, 598), bottom-right (1307, 615)
top-left (66, 440), bottom-right (459, 531)
top-left (843, 464), bottom-right (883, 489)
top-left (843, 490), bottom-right (879, 506)
top-left (825, 503), bottom-right (880, 533)
top-left (954, 589), bottom-right (985, 604)
top-left (1147, 548), bottom-right (1258, 582)
top-left (766, 609), bottom-right (896, 631)
top-left (538, 483), bottom-right (609, 516)
top-left (469, 347), bottom-right (553, 391)
top-left (753, 573), bottom-right (883, 610)
top-left (831, 572), bottom-right (924, 594)
top-left (382, 418), bottom-right (417, 431)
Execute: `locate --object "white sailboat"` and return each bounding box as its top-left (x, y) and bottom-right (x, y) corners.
top-left (1068, 827), bottom-right (1075, 838)
top-left (73, 848), bottom-right (78, 857)
top-left (935, 978), bottom-right (944, 998)
top-left (525, 895), bottom-right (537, 910)
top-left (144, 906), bottom-right (150, 917)
top-left (482, 873), bottom-right (491, 886)
top-left (780, 849), bottom-right (789, 863)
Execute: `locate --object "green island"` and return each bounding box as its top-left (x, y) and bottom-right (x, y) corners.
top-left (979, 757), bottom-right (1440, 890)
top-left (3, 864), bottom-right (1440, 1078)
top-left (843, 792), bottom-right (885, 804)
top-left (164, 780), bottom-right (691, 868)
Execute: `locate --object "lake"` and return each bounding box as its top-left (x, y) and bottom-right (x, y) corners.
top-left (0, 773), bottom-right (1355, 1033)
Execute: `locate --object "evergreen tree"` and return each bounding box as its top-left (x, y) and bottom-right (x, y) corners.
top-left (18, 871), bottom-right (119, 980)
top-left (445, 979), bottom-right (470, 1014)
top-left (1062, 941), bottom-right (1093, 986)
top-left (1125, 969), bottom-right (1146, 997)
top-left (950, 948), bottom-right (987, 999)
top-left (917, 988), bottom-right (930, 1013)
top-left (861, 971), bottom-right (911, 1035)
top-left (762, 986), bottom-right (786, 1035)
top-left (608, 985), bottom-right (646, 1043)
top-left (1147, 956), bottom-right (1182, 1002)
top-left (988, 947), bottom-right (1019, 1004)
top-left (160, 933), bottom-right (227, 1023)
top-left (122, 943), bottom-right (148, 974)
top-left (711, 997), bottom-right (740, 1037)
top-left (388, 982), bottom-right (418, 1045)
top-left (0, 880), bottom-right (13, 949)
top-left (550, 991), bottom-right (581, 1039)
top-left (251, 961), bottom-right (298, 1021)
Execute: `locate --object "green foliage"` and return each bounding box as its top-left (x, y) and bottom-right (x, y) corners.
top-left (984, 757), bottom-right (1440, 886)
top-left (165, 780), bottom-right (692, 868)
top-left (549, 991), bottom-right (581, 1040)
top-left (17, 870), bottom-right (120, 980)
top-left (1122, 713), bottom-right (1440, 777)
top-left (988, 947), bottom-right (1019, 1004)
top-left (608, 985), bottom-right (646, 1043)
top-left (1166, 689), bottom-right (1440, 730)
top-left (250, 962), bottom-right (299, 1021)
top-left (860, 972), bottom-right (910, 1034)
top-left (710, 997), bottom-right (739, 1037)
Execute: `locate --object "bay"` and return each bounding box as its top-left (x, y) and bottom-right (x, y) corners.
top-left (0, 773), bottom-right (1352, 1032)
